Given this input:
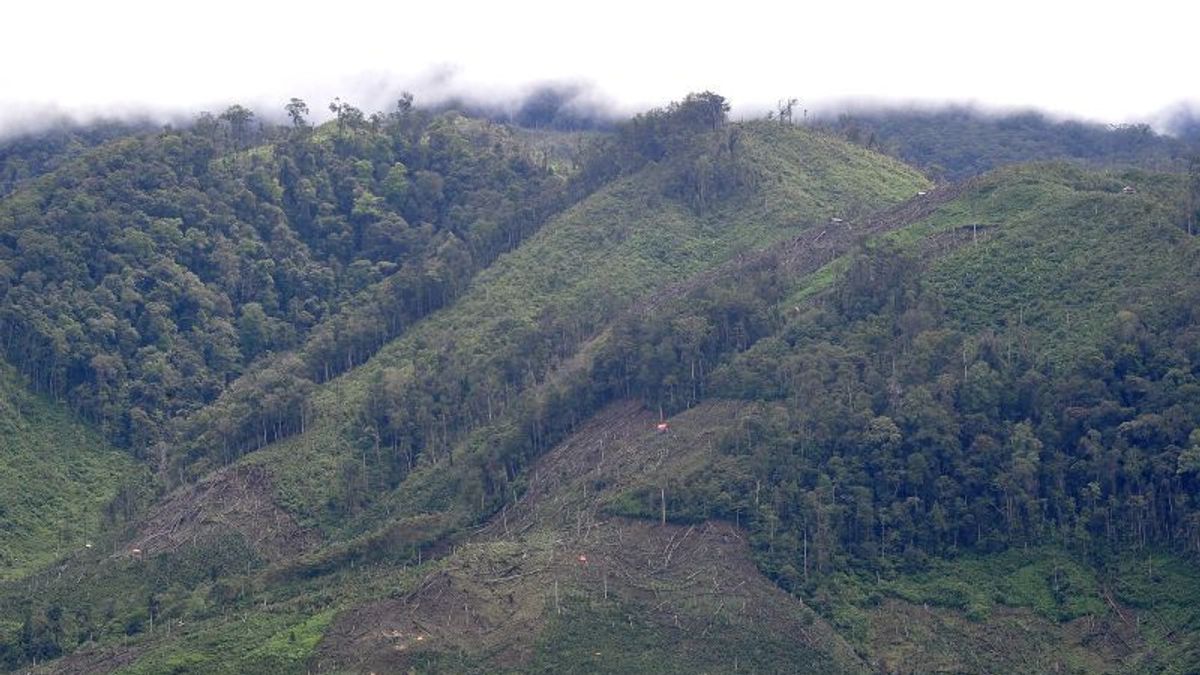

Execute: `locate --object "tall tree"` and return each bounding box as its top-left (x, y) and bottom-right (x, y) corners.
top-left (285, 97), bottom-right (309, 128)
top-left (219, 104), bottom-right (256, 149)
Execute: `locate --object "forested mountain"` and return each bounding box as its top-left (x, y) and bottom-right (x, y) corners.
top-left (0, 93), bottom-right (1198, 673)
top-left (0, 100), bottom-right (568, 455)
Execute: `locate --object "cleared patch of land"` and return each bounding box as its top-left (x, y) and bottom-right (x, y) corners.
top-left (316, 402), bottom-right (866, 673)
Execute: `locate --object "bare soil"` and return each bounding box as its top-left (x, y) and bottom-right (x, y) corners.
top-left (37, 644), bottom-right (146, 675)
top-left (120, 463), bottom-right (321, 562)
top-left (867, 598), bottom-right (1144, 674)
top-left (314, 401), bottom-right (865, 673)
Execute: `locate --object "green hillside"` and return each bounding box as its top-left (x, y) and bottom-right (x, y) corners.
top-left (908, 164), bottom-right (1193, 363)
top-left (3, 92), bottom-right (1200, 674)
top-left (0, 363), bottom-right (142, 580)
top-left (311, 402), bottom-right (866, 674)
top-left (588, 162), bottom-right (1200, 671)
top-left (0, 107), bottom-right (930, 672)
top-left (233, 119), bottom-right (928, 535)
top-left (0, 102), bottom-right (568, 454)
top-left (213, 148), bottom-right (1200, 672)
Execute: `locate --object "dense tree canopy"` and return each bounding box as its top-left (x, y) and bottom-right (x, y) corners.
top-left (594, 238), bottom-right (1200, 591)
top-left (0, 99), bottom-right (569, 454)
top-left (0, 119), bottom-right (154, 197)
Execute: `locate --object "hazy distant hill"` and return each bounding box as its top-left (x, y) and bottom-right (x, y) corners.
top-left (0, 119), bottom-right (152, 197)
top-left (830, 106), bottom-right (1193, 180)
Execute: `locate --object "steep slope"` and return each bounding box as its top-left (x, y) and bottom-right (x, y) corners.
top-left (0, 102), bottom-right (578, 671)
top-left (120, 463), bottom-right (320, 563)
top-left (583, 162), bottom-right (1200, 671)
top-left (314, 149), bottom-right (1200, 670)
top-left (17, 146), bottom-right (1200, 673)
top-left (0, 363), bottom-right (142, 581)
top-left (16, 134), bottom-right (1200, 671)
top-left (911, 164), bottom-right (1194, 366)
top-left (239, 121), bottom-right (928, 535)
top-left (9, 120), bottom-right (929, 673)
top-left (315, 402), bottom-right (866, 673)
top-left (0, 105), bottom-right (567, 454)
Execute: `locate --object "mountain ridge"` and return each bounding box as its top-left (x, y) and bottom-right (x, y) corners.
top-left (1, 94), bottom-right (1199, 672)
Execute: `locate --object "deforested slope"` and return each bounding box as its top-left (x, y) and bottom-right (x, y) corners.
top-left (228, 119), bottom-right (930, 535)
top-left (586, 162), bottom-right (1200, 671)
top-left (315, 402), bottom-right (867, 674)
top-left (5, 113), bottom-right (929, 672)
top-left (20, 140), bottom-right (1200, 672)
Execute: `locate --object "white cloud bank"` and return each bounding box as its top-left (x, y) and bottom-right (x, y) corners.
top-left (2, 0), bottom-right (1196, 133)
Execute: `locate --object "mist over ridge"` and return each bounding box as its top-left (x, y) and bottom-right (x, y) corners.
top-left (4, 73), bottom-right (1199, 141)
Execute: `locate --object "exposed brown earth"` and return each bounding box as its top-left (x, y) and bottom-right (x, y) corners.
top-left (314, 402), bottom-right (866, 673)
top-left (120, 463), bottom-right (321, 562)
top-left (867, 597), bottom-right (1144, 674)
top-left (37, 644), bottom-right (146, 675)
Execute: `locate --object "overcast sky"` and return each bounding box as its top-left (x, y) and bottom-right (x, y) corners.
top-left (2, 0), bottom-right (1196, 134)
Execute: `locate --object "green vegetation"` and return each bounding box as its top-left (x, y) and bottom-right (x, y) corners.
top-left (921, 165), bottom-right (1193, 365)
top-left (600, 163), bottom-right (1199, 579)
top-left (118, 609), bottom-right (335, 675)
top-left (0, 98), bottom-right (568, 459)
top-left (586, 162), bottom-right (1200, 670)
top-left (249, 111), bottom-right (927, 535)
top-left (877, 547), bottom-right (1106, 622)
top-left (526, 608), bottom-right (846, 674)
top-left (0, 118), bottom-right (150, 197)
top-left (2, 92), bottom-right (1200, 672)
top-left (0, 93), bottom-right (928, 673)
top-left (0, 362), bottom-right (142, 580)
top-left (807, 546), bottom-right (1200, 673)
top-left (832, 106), bottom-right (1191, 180)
